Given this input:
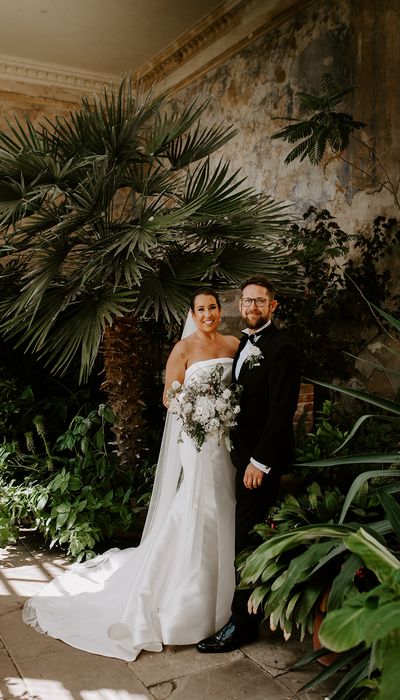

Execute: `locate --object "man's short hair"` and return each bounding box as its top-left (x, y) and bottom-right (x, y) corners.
top-left (240, 275), bottom-right (276, 298)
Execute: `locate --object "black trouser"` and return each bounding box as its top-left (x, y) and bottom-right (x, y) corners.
top-left (230, 468), bottom-right (280, 628)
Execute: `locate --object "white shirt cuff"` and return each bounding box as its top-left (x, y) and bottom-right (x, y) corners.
top-left (250, 458), bottom-right (271, 474)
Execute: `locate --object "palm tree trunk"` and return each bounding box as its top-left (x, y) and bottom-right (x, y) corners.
top-left (102, 314), bottom-right (147, 472)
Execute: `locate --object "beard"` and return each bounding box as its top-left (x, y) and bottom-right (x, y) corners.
top-left (245, 314), bottom-right (267, 330)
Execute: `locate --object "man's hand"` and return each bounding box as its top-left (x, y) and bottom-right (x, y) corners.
top-left (244, 463), bottom-right (264, 489)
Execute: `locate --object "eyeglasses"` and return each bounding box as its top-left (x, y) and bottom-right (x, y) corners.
top-left (241, 297), bottom-right (271, 308)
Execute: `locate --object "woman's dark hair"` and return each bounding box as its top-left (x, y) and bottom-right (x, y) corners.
top-left (190, 287), bottom-right (221, 311)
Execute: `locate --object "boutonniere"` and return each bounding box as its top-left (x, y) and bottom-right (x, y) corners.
top-left (245, 344), bottom-right (264, 368)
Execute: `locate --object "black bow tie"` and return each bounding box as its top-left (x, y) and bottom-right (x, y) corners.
top-left (242, 332), bottom-right (258, 344)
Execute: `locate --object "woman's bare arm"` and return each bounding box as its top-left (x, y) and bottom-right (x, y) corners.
top-left (162, 340), bottom-right (188, 408)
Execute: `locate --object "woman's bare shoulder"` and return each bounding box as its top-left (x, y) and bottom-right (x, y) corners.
top-left (227, 333), bottom-right (240, 346)
top-left (220, 333), bottom-right (240, 354)
top-left (170, 336), bottom-right (191, 358)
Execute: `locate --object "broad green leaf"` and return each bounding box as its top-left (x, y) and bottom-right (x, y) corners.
top-left (240, 524), bottom-right (354, 583)
top-left (319, 599), bottom-right (400, 652)
top-left (378, 491), bottom-right (400, 541)
top-left (375, 632), bottom-right (400, 700)
top-left (345, 528), bottom-right (400, 581)
top-left (327, 553), bottom-right (361, 610)
top-left (339, 470), bottom-right (400, 523)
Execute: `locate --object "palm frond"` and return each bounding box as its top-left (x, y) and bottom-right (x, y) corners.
top-left (143, 98), bottom-right (208, 157)
top-left (202, 244), bottom-right (302, 294)
top-left (166, 122), bottom-right (237, 169)
top-left (0, 75), bottom-right (301, 380)
top-left (46, 79), bottom-right (163, 162)
top-left (134, 263), bottom-right (198, 322)
top-left (0, 114), bottom-right (46, 153)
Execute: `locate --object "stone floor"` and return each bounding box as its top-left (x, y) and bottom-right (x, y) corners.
top-left (0, 533), bottom-right (338, 700)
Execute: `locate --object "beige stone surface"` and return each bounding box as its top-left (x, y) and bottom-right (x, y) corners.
top-left (0, 539), bottom-right (340, 699)
top-left (148, 656), bottom-right (292, 699)
top-left (130, 645), bottom-right (243, 686)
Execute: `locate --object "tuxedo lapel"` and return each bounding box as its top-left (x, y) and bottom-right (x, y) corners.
top-left (234, 323), bottom-right (277, 381)
top-left (232, 335), bottom-right (248, 380)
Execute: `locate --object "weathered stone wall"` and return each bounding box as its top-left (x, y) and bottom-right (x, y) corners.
top-left (0, 82), bottom-right (80, 130)
top-left (169, 0), bottom-right (399, 233)
top-left (167, 0), bottom-right (400, 401)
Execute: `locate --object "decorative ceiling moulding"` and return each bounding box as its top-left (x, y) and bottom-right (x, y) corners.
top-left (0, 53), bottom-right (117, 101)
top-left (134, 0), bottom-right (321, 96)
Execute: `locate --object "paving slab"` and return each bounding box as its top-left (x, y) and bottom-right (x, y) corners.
top-left (129, 645), bottom-right (243, 686)
top-left (0, 649), bottom-right (29, 700)
top-left (16, 647), bottom-right (151, 700)
top-left (241, 634), bottom-right (311, 676)
top-left (147, 656), bottom-right (292, 700)
top-left (0, 610), bottom-right (65, 661)
top-left (1, 538), bottom-right (341, 700)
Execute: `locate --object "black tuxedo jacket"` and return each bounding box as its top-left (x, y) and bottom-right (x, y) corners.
top-left (231, 322), bottom-right (301, 475)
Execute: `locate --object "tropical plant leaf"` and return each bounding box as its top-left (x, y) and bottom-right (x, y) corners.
top-left (272, 73), bottom-right (366, 166)
top-left (345, 528), bottom-right (400, 580)
top-left (307, 378), bottom-right (400, 416)
top-left (0, 75), bottom-right (300, 380)
top-left (239, 524), bottom-right (354, 584)
top-left (370, 302), bottom-right (400, 333)
top-left (319, 594), bottom-right (400, 653)
top-left (333, 414), bottom-right (400, 454)
top-left (378, 491), bottom-right (400, 541)
top-left (327, 553), bottom-right (361, 611)
top-left (339, 471), bottom-right (400, 524)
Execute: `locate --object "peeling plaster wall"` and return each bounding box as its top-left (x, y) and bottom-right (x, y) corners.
top-left (0, 85), bottom-right (79, 128)
top-left (169, 0), bottom-right (400, 398)
top-left (170, 0), bottom-right (399, 233)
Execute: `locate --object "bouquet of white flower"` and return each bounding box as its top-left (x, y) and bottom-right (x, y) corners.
top-left (167, 363), bottom-right (242, 452)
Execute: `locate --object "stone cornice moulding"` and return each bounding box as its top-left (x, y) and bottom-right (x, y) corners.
top-left (0, 53), bottom-right (118, 99)
top-left (134, 0), bottom-right (321, 96)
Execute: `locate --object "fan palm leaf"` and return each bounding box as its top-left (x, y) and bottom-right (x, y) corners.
top-left (166, 122), bottom-right (237, 169)
top-left (0, 75), bottom-right (301, 389)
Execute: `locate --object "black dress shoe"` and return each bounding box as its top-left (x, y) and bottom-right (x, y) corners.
top-left (197, 621), bottom-right (258, 653)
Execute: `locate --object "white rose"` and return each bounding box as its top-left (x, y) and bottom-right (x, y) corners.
top-left (171, 380), bottom-right (181, 390)
top-left (194, 396), bottom-right (215, 422)
top-left (222, 389), bottom-right (232, 399)
top-left (208, 418), bottom-right (219, 431)
top-left (234, 405), bottom-right (241, 414)
top-left (215, 397), bottom-right (228, 412)
top-left (183, 402), bottom-right (193, 415)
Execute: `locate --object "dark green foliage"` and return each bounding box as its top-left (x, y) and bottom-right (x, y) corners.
top-left (296, 399), bottom-right (349, 464)
top-left (277, 209), bottom-right (400, 382)
top-left (0, 77), bottom-right (300, 383)
top-left (272, 74), bottom-right (365, 165)
top-left (0, 377), bottom-right (150, 559)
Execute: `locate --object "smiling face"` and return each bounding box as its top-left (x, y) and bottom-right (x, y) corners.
top-left (192, 294), bottom-right (221, 333)
top-left (240, 283), bottom-right (278, 330)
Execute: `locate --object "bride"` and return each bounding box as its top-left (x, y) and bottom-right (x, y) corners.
top-left (23, 287), bottom-right (240, 661)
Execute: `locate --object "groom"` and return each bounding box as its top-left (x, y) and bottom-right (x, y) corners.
top-left (197, 275), bottom-right (301, 653)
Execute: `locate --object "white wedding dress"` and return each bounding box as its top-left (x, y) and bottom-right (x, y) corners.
top-left (22, 358), bottom-right (236, 661)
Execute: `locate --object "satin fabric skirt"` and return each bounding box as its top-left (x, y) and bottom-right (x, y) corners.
top-left (22, 430), bottom-right (236, 661)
